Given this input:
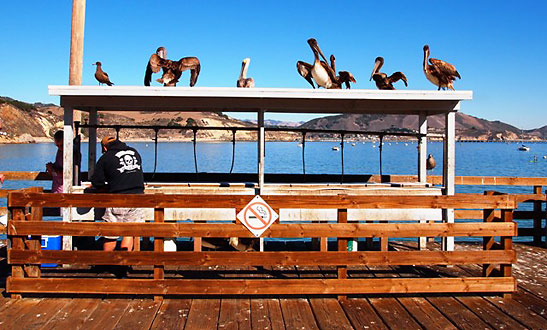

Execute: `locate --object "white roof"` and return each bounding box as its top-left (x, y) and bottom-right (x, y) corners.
top-left (49, 86), bottom-right (472, 114)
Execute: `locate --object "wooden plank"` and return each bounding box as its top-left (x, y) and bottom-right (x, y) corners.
top-left (218, 298), bottom-right (251, 330)
top-left (485, 295), bottom-right (547, 329)
top-left (17, 298), bottom-right (71, 329)
top-left (7, 277), bottom-right (517, 295)
top-left (426, 296), bottom-right (492, 330)
top-left (397, 297), bottom-right (457, 330)
top-left (455, 296), bottom-right (529, 329)
top-left (154, 207), bottom-right (164, 302)
top-left (280, 298), bottom-right (319, 330)
top-left (250, 299), bottom-right (285, 330)
top-left (7, 192), bottom-right (517, 209)
top-left (309, 298), bottom-right (354, 329)
top-left (0, 171), bottom-right (50, 181)
top-left (184, 299), bottom-right (220, 330)
top-left (9, 207), bottom-right (25, 299)
top-left (337, 208), bottom-right (348, 300)
top-left (0, 298), bottom-right (43, 328)
top-left (339, 299), bottom-right (388, 330)
top-left (9, 221), bottom-right (518, 238)
top-left (40, 298), bottom-right (100, 330)
top-left (79, 299), bottom-right (131, 330)
top-left (150, 299), bottom-right (192, 329)
top-left (368, 297), bottom-right (422, 329)
top-left (113, 299), bottom-right (161, 329)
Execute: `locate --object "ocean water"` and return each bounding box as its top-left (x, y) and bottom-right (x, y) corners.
top-left (1, 141), bottom-right (545, 242)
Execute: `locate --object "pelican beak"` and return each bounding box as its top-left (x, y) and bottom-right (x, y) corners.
top-left (350, 76), bottom-right (356, 83)
top-left (370, 60), bottom-right (381, 81)
top-left (315, 44), bottom-right (329, 64)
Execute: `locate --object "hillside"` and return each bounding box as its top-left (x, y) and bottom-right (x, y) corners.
top-left (1, 97), bottom-right (545, 143)
top-left (301, 113), bottom-right (545, 141)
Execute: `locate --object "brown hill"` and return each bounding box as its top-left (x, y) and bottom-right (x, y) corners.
top-left (301, 113), bottom-right (543, 141)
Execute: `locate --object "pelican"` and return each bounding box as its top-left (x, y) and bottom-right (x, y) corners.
top-left (423, 45), bottom-right (461, 90)
top-left (237, 58), bottom-right (254, 88)
top-left (144, 47), bottom-right (167, 86)
top-left (93, 62), bottom-right (113, 86)
top-left (296, 38), bottom-right (338, 89)
top-left (370, 57), bottom-right (407, 90)
top-left (144, 47), bottom-right (201, 87)
top-left (426, 154), bottom-right (436, 171)
top-left (329, 54), bottom-right (356, 89)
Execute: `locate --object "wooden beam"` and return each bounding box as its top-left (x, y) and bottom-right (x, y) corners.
top-left (7, 277), bottom-right (516, 295)
top-left (69, 0), bottom-right (85, 86)
top-left (7, 192), bottom-right (517, 209)
top-left (9, 250), bottom-right (516, 266)
top-left (9, 221), bottom-right (518, 238)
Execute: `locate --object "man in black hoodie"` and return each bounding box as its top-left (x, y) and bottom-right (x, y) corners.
top-left (91, 136), bottom-right (145, 252)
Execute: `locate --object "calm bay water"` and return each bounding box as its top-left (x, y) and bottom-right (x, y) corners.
top-left (1, 141), bottom-right (545, 242)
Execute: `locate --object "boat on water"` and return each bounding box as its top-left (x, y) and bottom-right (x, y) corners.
top-left (332, 146), bottom-right (340, 151)
top-left (518, 145), bottom-right (530, 151)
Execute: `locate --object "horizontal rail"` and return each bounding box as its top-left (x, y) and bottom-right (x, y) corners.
top-left (6, 277), bottom-right (517, 295)
top-left (8, 250), bottom-right (516, 266)
top-left (7, 192), bottom-right (517, 209)
top-left (8, 222), bottom-right (518, 238)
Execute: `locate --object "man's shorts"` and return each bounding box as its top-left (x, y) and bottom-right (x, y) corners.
top-left (102, 207), bottom-right (144, 239)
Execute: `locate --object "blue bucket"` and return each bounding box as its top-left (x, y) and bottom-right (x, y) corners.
top-left (40, 235), bottom-right (61, 267)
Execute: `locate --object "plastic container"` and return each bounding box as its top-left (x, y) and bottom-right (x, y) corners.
top-left (41, 235), bottom-right (62, 267)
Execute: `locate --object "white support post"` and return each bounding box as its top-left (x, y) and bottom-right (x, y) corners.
top-left (62, 107), bottom-right (74, 251)
top-left (442, 106), bottom-right (457, 251)
top-left (418, 112), bottom-right (428, 250)
top-left (87, 109), bottom-right (97, 179)
top-left (257, 109), bottom-right (265, 194)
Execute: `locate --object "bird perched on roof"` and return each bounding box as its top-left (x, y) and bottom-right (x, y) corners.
top-left (423, 45), bottom-right (461, 90)
top-left (144, 47), bottom-right (201, 87)
top-left (329, 55), bottom-right (356, 89)
top-left (370, 57), bottom-right (407, 90)
top-left (93, 62), bottom-right (114, 86)
top-left (426, 154), bottom-right (436, 171)
top-left (237, 58), bottom-right (254, 88)
top-left (296, 38), bottom-right (355, 89)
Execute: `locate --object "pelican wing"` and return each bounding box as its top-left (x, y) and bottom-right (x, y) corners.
top-left (388, 72), bottom-right (408, 87)
top-left (176, 57), bottom-right (200, 73)
top-left (338, 71), bottom-right (356, 89)
top-left (144, 53), bottom-right (164, 86)
top-left (296, 61), bottom-right (315, 88)
top-left (429, 58), bottom-right (460, 79)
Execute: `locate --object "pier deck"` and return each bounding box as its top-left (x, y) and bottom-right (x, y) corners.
top-left (1, 241), bottom-right (545, 329)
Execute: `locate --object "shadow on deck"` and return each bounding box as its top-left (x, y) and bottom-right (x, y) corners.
top-left (0, 241), bottom-right (546, 329)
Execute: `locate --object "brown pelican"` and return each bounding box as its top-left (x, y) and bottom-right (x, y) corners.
top-left (423, 45), bottom-right (461, 90)
top-left (426, 154), bottom-right (436, 170)
top-left (329, 55), bottom-right (356, 89)
top-left (144, 47), bottom-right (201, 87)
top-left (370, 57), bottom-right (407, 90)
top-left (93, 62), bottom-right (113, 86)
top-left (144, 47), bottom-right (167, 86)
top-left (296, 38), bottom-right (338, 89)
top-left (237, 58), bottom-right (254, 88)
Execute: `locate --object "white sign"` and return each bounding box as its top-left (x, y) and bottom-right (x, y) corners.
top-left (236, 195), bottom-right (279, 237)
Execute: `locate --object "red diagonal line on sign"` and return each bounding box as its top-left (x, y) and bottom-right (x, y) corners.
top-left (249, 206), bottom-right (268, 226)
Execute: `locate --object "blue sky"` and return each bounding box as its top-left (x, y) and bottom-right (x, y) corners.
top-left (1, 1), bottom-right (546, 128)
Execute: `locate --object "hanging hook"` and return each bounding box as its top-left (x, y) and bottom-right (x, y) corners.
top-left (192, 128), bottom-right (198, 173)
top-left (229, 129), bottom-right (237, 174)
top-left (379, 134), bottom-right (384, 177)
top-left (341, 133), bottom-right (345, 183)
top-left (302, 131), bottom-right (306, 175)
top-left (152, 127), bottom-right (159, 180)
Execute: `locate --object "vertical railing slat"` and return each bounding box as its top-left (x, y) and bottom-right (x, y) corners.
top-left (154, 207), bottom-right (165, 301)
top-left (337, 208), bottom-right (348, 301)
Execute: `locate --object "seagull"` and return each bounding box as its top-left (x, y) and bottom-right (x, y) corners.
top-left (93, 62), bottom-right (114, 86)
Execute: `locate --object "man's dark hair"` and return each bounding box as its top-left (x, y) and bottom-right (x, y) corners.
top-left (53, 130), bottom-right (63, 141)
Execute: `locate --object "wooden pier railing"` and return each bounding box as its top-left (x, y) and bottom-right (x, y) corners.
top-left (6, 191), bottom-right (517, 299)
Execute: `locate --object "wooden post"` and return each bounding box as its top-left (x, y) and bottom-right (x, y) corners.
top-left (9, 207), bottom-right (25, 299)
top-left (26, 187), bottom-right (43, 278)
top-left (62, 107), bottom-right (74, 251)
top-left (87, 109), bottom-right (97, 178)
top-left (154, 208), bottom-right (165, 301)
top-left (442, 108), bottom-right (456, 251)
top-left (69, 0), bottom-right (86, 123)
top-left (501, 209), bottom-right (514, 298)
top-left (482, 191), bottom-right (496, 277)
top-left (418, 113), bottom-right (428, 250)
top-left (257, 109), bottom-right (265, 194)
top-left (532, 186), bottom-right (542, 245)
top-left (337, 208), bottom-right (347, 301)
